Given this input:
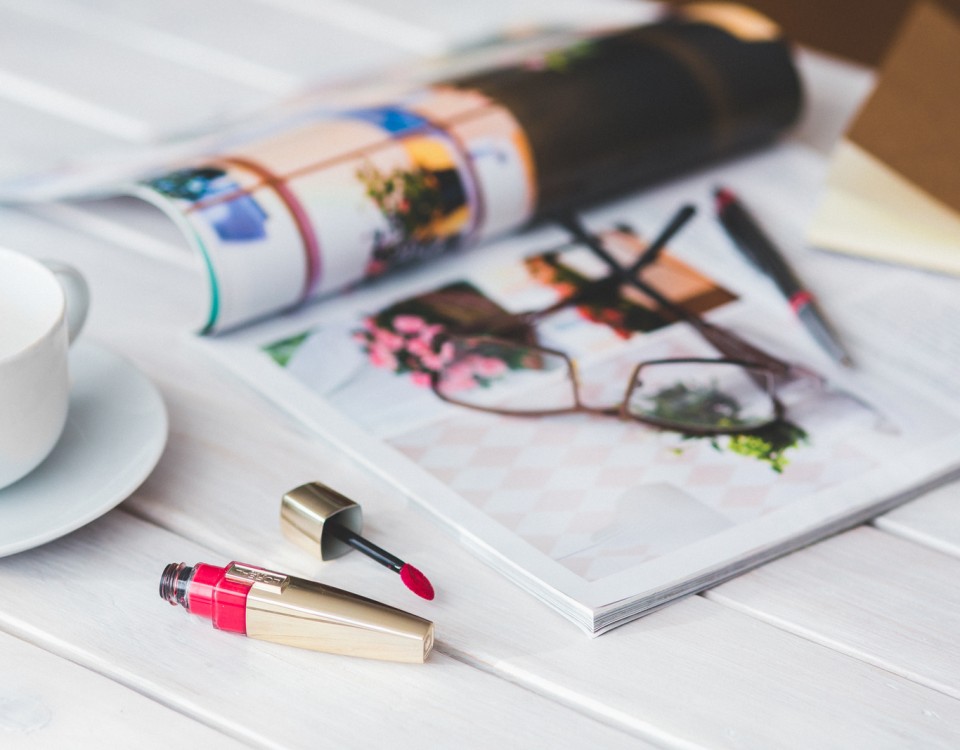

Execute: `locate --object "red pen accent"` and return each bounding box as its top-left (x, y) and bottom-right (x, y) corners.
top-left (714, 186), bottom-right (737, 212)
top-left (789, 289), bottom-right (814, 315)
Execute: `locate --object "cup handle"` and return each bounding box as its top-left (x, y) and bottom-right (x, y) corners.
top-left (42, 260), bottom-right (89, 345)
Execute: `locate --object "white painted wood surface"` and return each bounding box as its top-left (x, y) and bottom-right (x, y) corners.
top-left (0, 511), bottom-right (646, 749)
top-left (707, 526), bottom-right (960, 698)
top-left (0, 631), bottom-right (236, 748)
top-left (1, 3), bottom-right (959, 748)
top-left (877, 482), bottom-right (960, 559)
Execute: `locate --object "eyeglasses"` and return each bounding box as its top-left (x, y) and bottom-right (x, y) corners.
top-left (429, 206), bottom-right (807, 435)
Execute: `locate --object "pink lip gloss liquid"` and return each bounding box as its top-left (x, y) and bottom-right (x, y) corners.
top-left (159, 561), bottom-right (434, 663)
top-left (160, 562), bottom-right (250, 634)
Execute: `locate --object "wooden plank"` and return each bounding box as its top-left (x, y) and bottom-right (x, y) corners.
top-left (3, 0), bottom-right (413, 91)
top-left (706, 525), bottom-right (960, 699)
top-left (0, 511), bottom-right (646, 750)
top-left (0, 8), bottom-right (272, 138)
top-left (27, 200), bottom-right (197, 269)
top-left (0, 99), bottom-right (129, 183)
top-left (0, 631), bottom-right (238, 748)
top-left (875, 481), bottom-right (960, 559)
top-left (4, 214), bottom-right (959, 748)
top-left (347, 0), bottom-right (649, 45)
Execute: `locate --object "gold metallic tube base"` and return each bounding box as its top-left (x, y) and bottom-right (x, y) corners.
top-left (227, 563), bottom-right (434, 663)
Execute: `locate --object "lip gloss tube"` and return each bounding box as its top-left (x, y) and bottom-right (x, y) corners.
top-left (160, 561), bottom-right (434, 663)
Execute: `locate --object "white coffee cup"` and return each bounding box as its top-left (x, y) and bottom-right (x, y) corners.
top-left (0, 248), bottom-right (89, 489)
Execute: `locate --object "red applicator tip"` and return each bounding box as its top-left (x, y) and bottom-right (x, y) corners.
top-left (400, 564), bottom-right (435, 600)
top-left (713, 186), bottom-right (736, 212)
top-left (330, 524), bottom-right (437, 600)
top-left (281, 484), bottom-right (438, 600)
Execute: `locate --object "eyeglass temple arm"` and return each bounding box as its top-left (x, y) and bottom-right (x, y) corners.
top-left (625, 204), bottom-right (697, 275)
top-left (558, 210), bottom-right (793, 376)
top-left (517, 274), bottom-right (621, 326)
top-left (557, 210), bottom-right (703, 316)
top-left (517, 206), bottom-right (696, 327)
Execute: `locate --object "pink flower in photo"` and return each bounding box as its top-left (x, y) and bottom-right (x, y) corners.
top-left (439, 361), bottom-right (477, 393)
top-left (368, 344), bottom-right (398, 371)
top-left (372, 327), bottom-right (405, 352)
top-left (409, 371), bottom-right (433, 388)
top-left (393, 315), bottom-right (426, 335)
top-left (419, 353), bottom-right (442, 371)
top-left (438, 340), bottom-right (455, 364)
top-left (471, 356), bottom-right (508, 379)
top-left (406, 336), bottom-right (433, 359)
top-left (419, 323), bottom-right (444, 342)
top-left (419, 339), bottom-right (458, 372)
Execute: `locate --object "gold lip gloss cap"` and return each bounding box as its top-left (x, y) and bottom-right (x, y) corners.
top-left (281, 481), bottom-right (363, 560)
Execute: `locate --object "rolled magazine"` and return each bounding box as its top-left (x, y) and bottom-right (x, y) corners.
top-left (134, 3), bottom-right (802, 332)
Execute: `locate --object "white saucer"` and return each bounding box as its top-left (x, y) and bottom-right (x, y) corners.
top-left (0, 341), bottom-right (167, 557)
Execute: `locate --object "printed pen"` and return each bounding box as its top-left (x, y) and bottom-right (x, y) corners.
top-left (714, 186), bottom-right (853, 367)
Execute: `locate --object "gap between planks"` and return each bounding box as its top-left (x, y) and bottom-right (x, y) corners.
top-left (702, 522), bottom-right (960, 702)
top-left (0, 615), bottom-right (272, 749)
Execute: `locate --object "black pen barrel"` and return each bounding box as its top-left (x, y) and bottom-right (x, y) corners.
top-left (717, 201), bottom-right (804, 296)
top-left (628, 204), bottom-right (697, 274)
top-left (714, 186), bottom-right (853, 367)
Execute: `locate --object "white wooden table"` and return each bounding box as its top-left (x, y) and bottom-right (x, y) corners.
top-left (2, 2), bottom-right (959, 747)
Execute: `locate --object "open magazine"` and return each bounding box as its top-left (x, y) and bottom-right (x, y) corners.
top-left (193, 144), bottom-right (960, 633)
top-left (37, 8), bottom-right (960, 633)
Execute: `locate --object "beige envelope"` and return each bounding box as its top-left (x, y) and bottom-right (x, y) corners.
top-left (807, 2), bottom-right (960, 274)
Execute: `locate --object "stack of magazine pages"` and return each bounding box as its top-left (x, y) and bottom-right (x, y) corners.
top-left (16, 6), bottom-right (960, 633)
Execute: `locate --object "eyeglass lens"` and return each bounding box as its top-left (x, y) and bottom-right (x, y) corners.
top-left (434, 337), bottom-right (578, 412)
top-left (626, 360), bottom-right (777, 431)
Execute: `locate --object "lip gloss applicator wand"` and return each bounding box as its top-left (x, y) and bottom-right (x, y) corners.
top-left (280, 482), bottom-right (435, 600)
